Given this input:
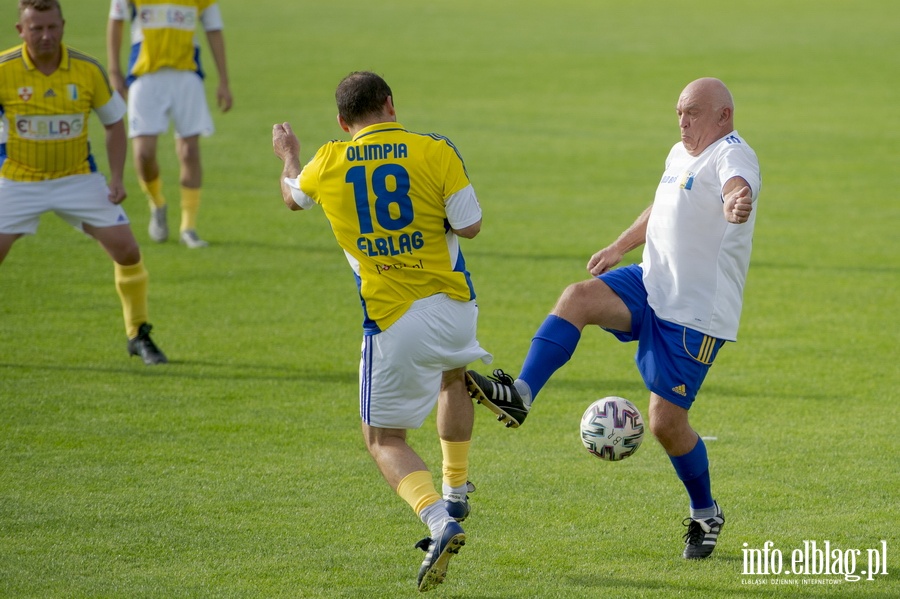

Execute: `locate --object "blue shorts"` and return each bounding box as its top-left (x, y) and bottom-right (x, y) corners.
top-left (598, 264), bottom-right (726, 409)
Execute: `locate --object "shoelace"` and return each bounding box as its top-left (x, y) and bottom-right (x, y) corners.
top-left (681, 519), bottom-right (707, 545)
top-left (489, 369), bottom-right (515, 385)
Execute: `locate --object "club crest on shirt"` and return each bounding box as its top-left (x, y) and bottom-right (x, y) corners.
top-left (18, 86), bottom-right (33, 101)
top-left (679, 171), bottom-right (696, 190)
top-left (67, 84), bottom-right (79, 100)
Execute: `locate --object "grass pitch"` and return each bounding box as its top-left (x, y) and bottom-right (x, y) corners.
top-left (2, 0), bottom-right (898, 597)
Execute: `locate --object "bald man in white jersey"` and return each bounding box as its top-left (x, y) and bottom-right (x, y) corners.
top-left (467, 77), bottom-right (761, 560)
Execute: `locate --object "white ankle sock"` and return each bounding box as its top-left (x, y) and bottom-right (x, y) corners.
top-left (515, 379), bottom-right (533, 407)
top-left (420, 502), bottom-right (453, 537)
top-left (442, 482), bottom-right (469, 499)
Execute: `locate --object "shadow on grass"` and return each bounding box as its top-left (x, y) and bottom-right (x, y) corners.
top-left (0, 359), bottom-right (356, 384)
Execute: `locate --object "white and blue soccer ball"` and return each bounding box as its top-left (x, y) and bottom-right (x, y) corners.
top-left (580, 396), bottom-right (644, 461)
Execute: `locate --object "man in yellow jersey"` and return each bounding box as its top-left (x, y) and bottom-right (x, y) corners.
top-left (0, 0), bottom-right (166, 365)
top-left (107, 0), bottom-right (232, 248)
top-left (273, 71), bottom-right (491, 593)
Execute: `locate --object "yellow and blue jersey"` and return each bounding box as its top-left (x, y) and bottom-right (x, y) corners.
top-left (0, 44), bottom-right (119, 182)
top-left (299, 122), bottom-right (479, 334)
top-left (110, 0), bottom-right (220, 84)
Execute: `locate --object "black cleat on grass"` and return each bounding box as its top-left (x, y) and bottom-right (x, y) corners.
top-left (682, 503), bottom-right (725, 559)
top-left (127, 323), bottom-right (168, 365)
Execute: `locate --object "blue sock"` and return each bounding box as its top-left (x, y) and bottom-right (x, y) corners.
top-left (519, 315), bottom-right (581, 401)
top-left (668, 437), bottom-right (714, 510)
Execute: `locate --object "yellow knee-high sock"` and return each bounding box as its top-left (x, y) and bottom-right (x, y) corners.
top-left (441, 440), bottom-right (471, 489)
top-left (180, 186), bottom-right (201, 232)
top-left (115, 260), bottom-right (149, 339)
top-left (139, 178), bottom-right (166, 209)
top-left (396, 470), bottom-right (441, 516)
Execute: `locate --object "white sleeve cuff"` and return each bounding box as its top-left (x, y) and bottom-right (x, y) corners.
top-left (284, 177), bottom-right (316, 210)
top-left (95, 92), bottom-right (127, 126)
top-left (201, 4), bottom-right (225, 30)
top-left (444, 184), bottom-right (482, 230)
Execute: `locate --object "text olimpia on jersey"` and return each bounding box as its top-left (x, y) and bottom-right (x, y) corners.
top-left (298, 122), bottom-right (481, 334)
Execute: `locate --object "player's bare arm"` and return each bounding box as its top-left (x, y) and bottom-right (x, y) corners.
top-left (205, 30), bottom-right (232, 113)
top-left (722, 176), bottom-right (753, 224)
top-left (587, 204), bottom-right (652, 276)
top-left (105, 119), bottom-right (128, 205)
top-left (452, 220), bottom-right (481, 239)
top-left (272, 123), bottom-right (303, 210)
top-left (105, 18), bottom-right (127, 99)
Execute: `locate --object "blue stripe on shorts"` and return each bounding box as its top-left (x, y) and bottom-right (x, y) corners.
top-left (360, 336), bottom-right (373, 423)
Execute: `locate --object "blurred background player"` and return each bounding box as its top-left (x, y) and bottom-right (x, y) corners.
top-left (0, 0), bottom-right (166, 365)
top-left (467, 77), bottom-right (760, 560)
top-left (273, 71), bottom-right (491, 592)
top-left (106, 0), bottom-right (233, 248)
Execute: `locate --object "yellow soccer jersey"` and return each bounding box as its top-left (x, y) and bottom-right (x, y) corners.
top-left (299, 122), bottom-right (478, 333)
top-left (110, 0), bottom-right (219, 82)
top-left (0, 44), bottom-right (119, 182)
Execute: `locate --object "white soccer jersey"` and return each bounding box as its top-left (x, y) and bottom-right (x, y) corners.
top-left (642, 131), bottom-right (761, 341)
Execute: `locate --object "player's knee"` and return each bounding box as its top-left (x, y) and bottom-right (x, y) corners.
top-left (648, 404), bottom-right (693, 451)
top-left (648, 416), bottom-right (673, 444)
top-left (110, 240), bottom-right (142, 266)
top-left (555, 279), bottom-right (602, 326)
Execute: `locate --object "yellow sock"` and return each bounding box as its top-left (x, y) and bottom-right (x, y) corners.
top-left (180, 186), bottom-right (201, 232)
top-left (115, 260), bottom-right (149, 339)
top-left (396, 470), bottom-right (441, 516)
top-left (139, 178), bottom-right (166, 209)
top-left (441, 440), bottom-right (470, 489)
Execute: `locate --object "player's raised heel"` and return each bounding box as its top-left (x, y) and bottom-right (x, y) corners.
top-left (415, 520), bottom-right (466, 592)
top-left (465, 369), bottom-right (529, 428)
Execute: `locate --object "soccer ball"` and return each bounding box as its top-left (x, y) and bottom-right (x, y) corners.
top-left (580, 396), bottom-right (644, 461)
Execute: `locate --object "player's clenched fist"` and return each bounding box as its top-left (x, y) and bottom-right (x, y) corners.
top-left (724, 185), bottom-right (753, 224)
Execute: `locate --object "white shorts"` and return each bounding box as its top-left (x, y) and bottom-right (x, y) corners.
top-left (0, 173), bottom-right (129, 234)
top-left (127, 69), bottom-right (214, 138)
top-left (360, 294), bottom-right (493, 429)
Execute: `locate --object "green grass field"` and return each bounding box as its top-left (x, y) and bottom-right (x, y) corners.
top-left (2, 0), bottom-right (898, 597)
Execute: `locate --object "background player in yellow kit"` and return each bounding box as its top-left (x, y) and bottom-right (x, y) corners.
top-left (272, 71), bottom-right (490, 592)
top-left (0, 0), bottom-right (166, 365)
top-left (107, 0), bottom-right (232, 248)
